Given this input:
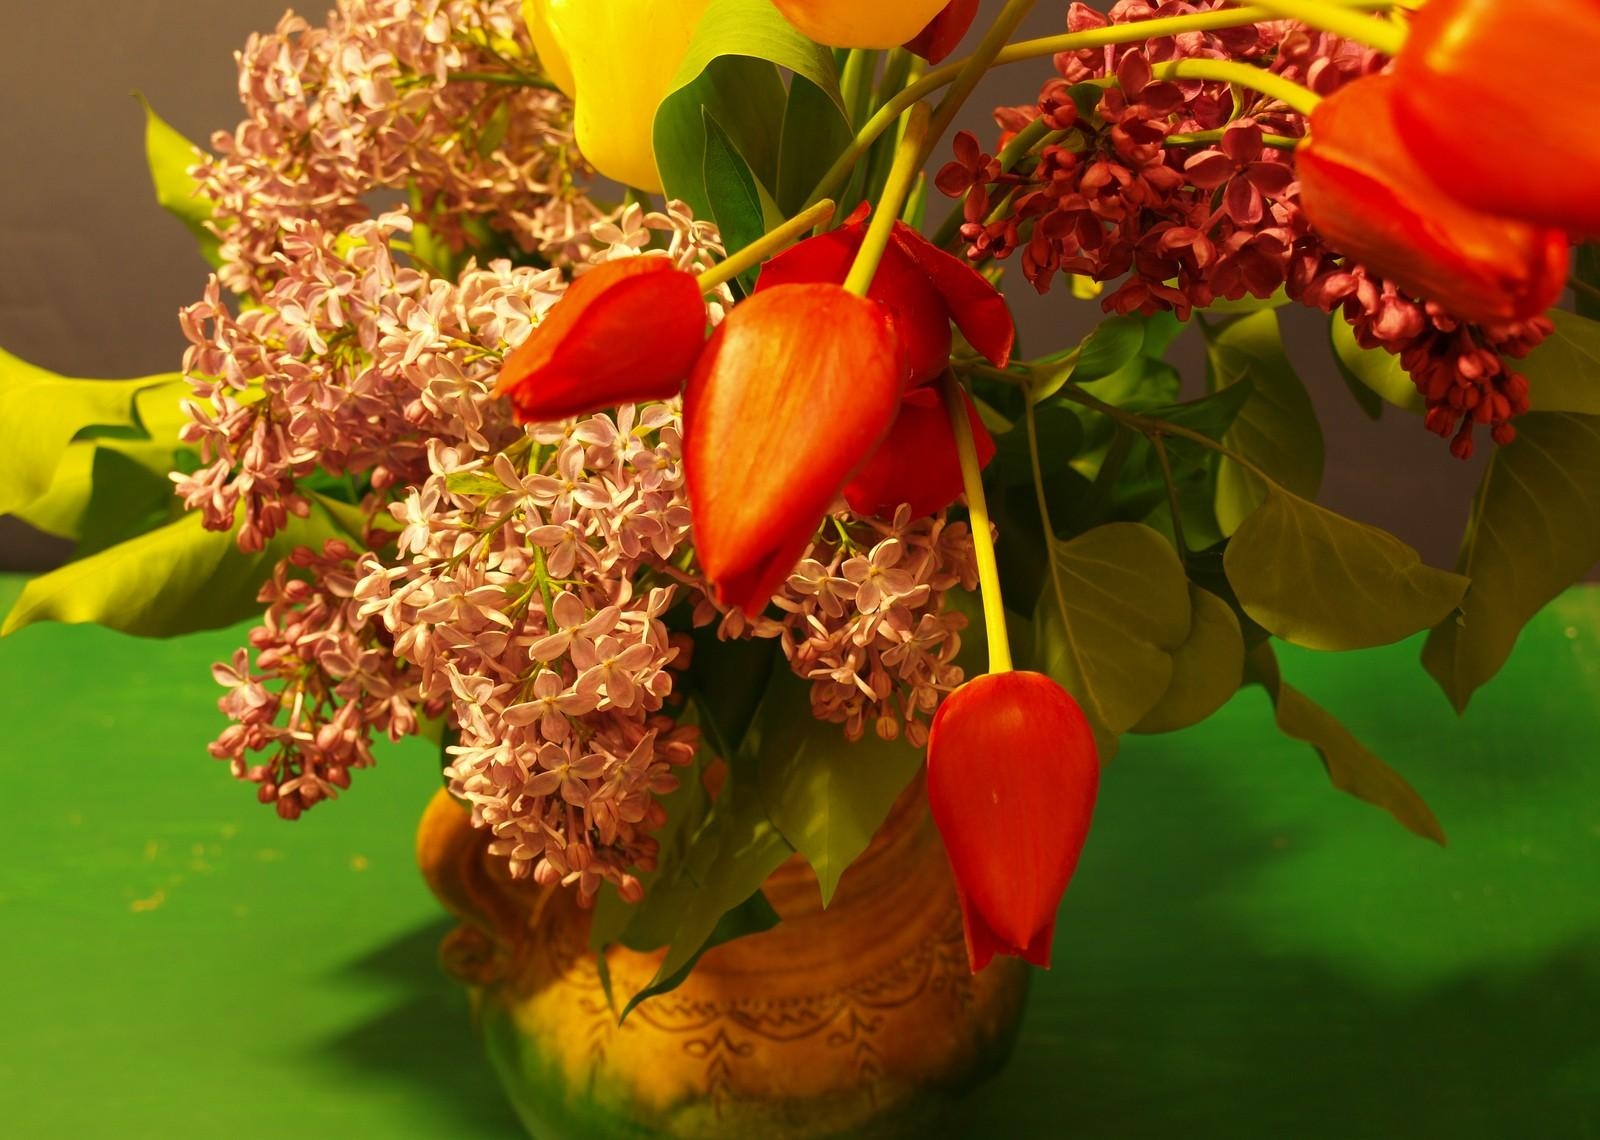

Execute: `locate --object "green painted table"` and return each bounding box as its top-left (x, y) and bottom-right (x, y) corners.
top-left (1, 573), bottom-right (1596, 1138)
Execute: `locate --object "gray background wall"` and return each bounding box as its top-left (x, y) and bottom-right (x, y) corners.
top-left (0, 0), bottom-right (1484, 571)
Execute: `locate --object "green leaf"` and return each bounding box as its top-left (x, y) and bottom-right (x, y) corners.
top-left (1329, 315), bottom-right (1424, 415)
top-left (1576, 244), bottom-right (1600, 321)
top-left (136, 94), bottom-right (221, 268)
top-left (701, 111), bottom-right (770, 280)
top-left (1145, 380), bottom-right (1254, 472)
top-left (74, 447), bottom-right (183, 557)
top-left (1033, 522), bottom-right (1193, 741)
top-left (0, 346), bottom-right (178, 517)
top-left (753, 667), bottom-right (922, 905)
top-left (1, 505), bottom-right (345, 639)
top-left (1249, 643), bottom-right (1446, 845)
top-left (1422, 412), bottom-right (1600, 712)
top-left (653, 1), bottom-right (836, 220)
top-left (1224, 485), bottom-right (1469, 651)
top-left (775, 75), bottom-right (851, 216)
top-left (1203, 309), bottom-right (1324, 535)
top-left (1519, 309), bottom-right (1600, 415)
top-left (444, 469), bottom-right (509, 497)
top-left (686, 632), bottom-right (779, 759)
top-left (615, 774), bottom-right (792, 1018)
top-left (1073, 315), bottom-right (1147, 383)
top-left (1131, 585), bottom-right (1245, 734)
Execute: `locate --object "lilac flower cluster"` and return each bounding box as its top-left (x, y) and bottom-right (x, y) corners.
top-left (211, 538), bottom-right (434, 819)
top-left (352, 410), bottom-right (703, 902)
top-left (938, 0), bottom-right (1555, 457)
top-left (196, 0), bottom-right (599, 296)
top-left (770, 506), bottom-right (980, 748)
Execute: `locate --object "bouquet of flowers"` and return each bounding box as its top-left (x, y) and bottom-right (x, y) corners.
top-left (3, 0), bottom-right (1596, 1034)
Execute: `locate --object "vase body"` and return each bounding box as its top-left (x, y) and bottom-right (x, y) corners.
top-left (417, 781), bottom-right (1029, 1139)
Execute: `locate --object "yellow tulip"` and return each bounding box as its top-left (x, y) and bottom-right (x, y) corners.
top-left (770, 0), bottom-right (952, 49)
top-left (525, 0), bottom-right (711, 192)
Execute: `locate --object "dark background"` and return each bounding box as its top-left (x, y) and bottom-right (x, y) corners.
top-left (0, 0), bottom-right (1487, 570)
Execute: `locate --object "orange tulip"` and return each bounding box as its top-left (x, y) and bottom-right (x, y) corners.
top-left (1297, 75), bottom-right (1568, 323)
top-left (904, 0), bottom-right (979, 64)
top-left (684, 284), bottom-right (903, 615)
top-left (756, 205), bottom-right (1014, 389)
top-left (842, 384), bottom-right (995, 519)
top-left (927, 671), bottom-right (1100, 972)
top-left (770, 0), bottom-right (953, 50)
top-left (493, 258), bottom-right (707, 423)
top-left (1393, 0), bottom-right (1600, 236)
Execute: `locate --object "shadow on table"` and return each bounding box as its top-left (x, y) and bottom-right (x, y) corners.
top-left (969, 746), bottom-right (1600, 1140)
top-left (318, 920), bottom-right (523, 1137)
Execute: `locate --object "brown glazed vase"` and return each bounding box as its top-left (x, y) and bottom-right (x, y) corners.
top-left (416, 779), bottom-right (1030, 1139)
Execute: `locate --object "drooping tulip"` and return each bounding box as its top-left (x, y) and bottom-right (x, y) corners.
top-left (926, 671), bottom-right (1100, 972)
top-left (684, 283), bottom-right (903, 614)
top-left (770, 0), bottom-right (953, 50)
top-left (527, 0), bottom-right (710, 191)
top-left (843, 383), bottom-right (995, 519)
top-left (1392, 0), bottom-right (1600, 237)
top-left (493, 257), bottom-right (707, 423)
top-left (904, 0), bottom-right (979, 64)
top-left (756, 205), bottom-right (1014, 389)
top-left (1297, 75), bottom-right (1568, 323)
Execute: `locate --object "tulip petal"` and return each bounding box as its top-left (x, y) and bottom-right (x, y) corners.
top-left (493, 258), bottom-right (707, 422)
top-left (904, 0), bottom-right (979, 64)
top-left (889, 222), bottom-right (1015, 369)
top-left (756, 217), bottom-right (953, 388)
top-left (926, 671), bottom-right (1099, 973)
top-left (1394, 0), bottom-right (1600, 236)
top-left (1298, 75), bottom-right (1568, 324)
top-left (685, 284), bottom-right (903, 615)
top-left (770, 0), bottom-right (952, 50)
top-left (843, 384), bottom-right (994, 519)
top-left (541, 0), bottom-right (710, 191)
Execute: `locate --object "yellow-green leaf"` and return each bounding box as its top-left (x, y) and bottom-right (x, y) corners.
top-left (137, 94), bottom-right (222, 268)
top-left (1423, 412), bottom-right (1600, 711)
top-left (0, 346), bottom-right (177, 517)
top-left (1519, 309), bottom-right (1600, 415)
top-left (1250, 643), bottom-right (1446, 845)
top-left (1034, 522), bottom-right (1192, 740)
top-left (1132, 585), bottom-right (1245, 734)
top-left (1329, 315), bottom-right (1425, 414)
top-left (753, 667), bottom-right (921, 905)
top-left (1225, 485), bottom-right (1469, 651)
top-left (1204, 309), bottom-right (1324, 534)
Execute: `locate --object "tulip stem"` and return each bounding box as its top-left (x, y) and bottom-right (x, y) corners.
top-left (923, 0), bottom-right (1038, 168)
top-left (799, 2), bottom-right (1399, 212)
top-left (695, 199), bottom-right (837, 294)
top-left (1166, 129), bottom-right (1300, 151)
top-left (1222, 0), bottom-right (1407, 55)
top-left (942, 373), bottom-right (1013, 675)
top-left (1149, 60), bottom-right (1322, 117)
top-left (842, 103), bottom-right (931, 298)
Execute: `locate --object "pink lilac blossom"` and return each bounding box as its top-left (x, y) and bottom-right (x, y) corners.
top-left (764, 505), bottom-right (980, 748)
top-left (197, 0), bottom-right (600, 296)
top-left (938, 0), bottom-right (1557, 457)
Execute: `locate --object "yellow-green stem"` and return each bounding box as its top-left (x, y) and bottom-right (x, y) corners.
top-left (801, 1), bottom-right (1398, 211)
top-left (942, 373), bottom-right (1013, 674)
top-left (695, 199), bottom-right (836, 293)
top-left (842, 103), bottom-right (930, 297)
top-left (1151, 59), bottom-right (1322, 117)
top-left (923, 0), bottom-right (1038, 166)
top-left (1229, 0), bottom-right (1407, 54)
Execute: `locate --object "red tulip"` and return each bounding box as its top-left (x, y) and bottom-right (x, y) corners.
top-left (905, 0), bottom-right (978, 64)
top-left (685, 283), bottom-right (903, 615)
top-left (1392, 0), bottom-right (1600, 237)
top-left (1297, 75), bottom-right (1568, 324)
top-left (843, 383), bottom-right (995, 519)
top-left (756, 204), bottom-right (1014, 389)
top-left (492, 257), bottom-right (707, 422)
top-left (927, 671), bottom-right (1100, 972)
